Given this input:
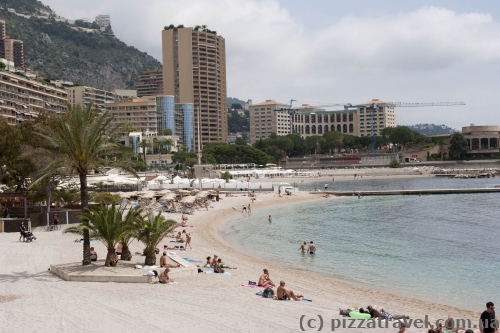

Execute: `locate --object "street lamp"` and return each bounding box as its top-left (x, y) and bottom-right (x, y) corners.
top-left (158, 153), bottom-right (162, 174)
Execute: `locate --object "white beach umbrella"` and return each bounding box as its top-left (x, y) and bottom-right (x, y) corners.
top-left (180, 196), bottom-right (196, 204)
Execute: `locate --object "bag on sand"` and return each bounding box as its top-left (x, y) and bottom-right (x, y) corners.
top-left (263, 288), bottom-right (274, 298)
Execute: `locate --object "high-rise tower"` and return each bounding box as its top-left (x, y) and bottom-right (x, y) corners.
top-left (162, 27), bottom-right (228, 149)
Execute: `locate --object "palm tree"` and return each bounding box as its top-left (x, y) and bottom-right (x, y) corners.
top-left (118, 208), bottom-right (143, 261)
top-left (64, 204), bottom-right (135, 267)
top-left (138, 139), bottom-right (151, 164)
top-left (164, 138), bottom-right (174, 153)
top-left (33, 104), bottom-right (137, 265)
top-left (135, 212), bottom-right (177, 265)
top-left (153, 140), bottom-right (162, 154)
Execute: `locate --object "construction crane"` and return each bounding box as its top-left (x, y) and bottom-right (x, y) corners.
top-left (278, 100), bottom-right (466, 153)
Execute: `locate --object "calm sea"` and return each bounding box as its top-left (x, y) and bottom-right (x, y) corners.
top-left (219, 177), bottom-right (500, 311)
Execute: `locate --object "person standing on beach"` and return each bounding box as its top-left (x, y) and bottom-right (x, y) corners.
top-left (247, 203), bottom-right (251, 215)
top-left (480, 302), bottom-right (496, 333)
top-left (182, 230), bottom-right (192, 249)
top-left (298, 241), bottom-right (307, 254)
top-left (53, 213), bottom-right (59, 231)
top-left (268, 215), bottom-right (272, 223)
top-left (308, 241), bottom-right (316, 255)
top-left (324, 183), bottom-right (328, 191)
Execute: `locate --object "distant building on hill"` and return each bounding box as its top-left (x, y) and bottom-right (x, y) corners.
top-left (95, 15), bottom-right (111, 28)
top-left (67, 86), bottom-right (117, 113)
top-left (136, 69), bottom-right (163, 97)
top-left (0, 71), bottom-right (67, 124)
top-left (0, 20), bottom-right (25, 69)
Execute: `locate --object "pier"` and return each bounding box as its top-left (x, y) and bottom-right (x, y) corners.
top-left (311, 188), bottom-right (500, 196)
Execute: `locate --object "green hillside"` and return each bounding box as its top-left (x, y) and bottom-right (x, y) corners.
top-left (0, 2), bottom-right (162, 90)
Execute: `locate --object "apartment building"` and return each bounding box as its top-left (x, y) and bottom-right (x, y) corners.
top-left (249, 100), bottom-right (290, 144)
top-left (95, 15), bottom-right (111, 28)
top-left (0, 20), bottom-right (24, 69)
top-left (105, 95), bottom-right (194, 151)
top-left (0, 70), bottom-right (67, 124)
top-left (67, 86), bottom-right (116, 112)
top-left (162, 27), bottom-right (227, 147)
top-left (136, 69), bottom-right (163, 97)
top-left (293, 99), bottom-right (397, 138)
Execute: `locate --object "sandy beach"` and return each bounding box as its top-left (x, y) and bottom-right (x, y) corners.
top-left (0, 189), bottom-right (481, 333)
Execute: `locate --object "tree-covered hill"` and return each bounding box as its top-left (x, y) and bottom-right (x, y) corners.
top-left (0, 2), bottom-right (162, 90)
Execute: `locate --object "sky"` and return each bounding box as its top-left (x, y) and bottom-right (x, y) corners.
top-left (40, 0), bottom-right (500, 129)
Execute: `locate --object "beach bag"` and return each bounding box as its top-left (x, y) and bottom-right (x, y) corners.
top-left (263, 288), bottom-right (274, 298)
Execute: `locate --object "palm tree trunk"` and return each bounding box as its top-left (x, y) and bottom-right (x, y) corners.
top-left (121, 244), bottom-right (132, 261)
top-left (144, 249), bottom-right (156, 265)
top-left (80, 172), bottom-right (91, 266)
top-left (105, 247), bottom-right (118, 267)
top-left (45, 181), bottom-right (51, 214)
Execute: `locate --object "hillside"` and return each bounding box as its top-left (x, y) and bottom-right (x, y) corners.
top-left (405, 123), bottom-right (456, 136)
top-left (0, 1), bottom-right (162, 90)
top-left (227, 97), bottom-right (245, 107)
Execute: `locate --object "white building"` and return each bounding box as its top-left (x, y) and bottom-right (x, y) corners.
top-left (0, 58), bottom-right (15, 71)
top-left (95, 15), bottom-right (111, 27)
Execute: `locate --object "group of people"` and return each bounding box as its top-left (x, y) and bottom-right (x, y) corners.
top-left (205, 255), bottom-right (237, 273)
top-left (258, 269), bottom-right (303, 301)
top-left (298, 241), bottom-right (316, 255)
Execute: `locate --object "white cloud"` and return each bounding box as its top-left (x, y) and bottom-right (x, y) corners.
top-left (37, 1), bottom-right (500, 127)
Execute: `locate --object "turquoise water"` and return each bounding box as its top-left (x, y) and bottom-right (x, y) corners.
top-left (219, 177), bottom-right (500, 311)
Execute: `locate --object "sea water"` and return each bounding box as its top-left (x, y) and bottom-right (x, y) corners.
top-left (219, 177), bottom-right (500, 311)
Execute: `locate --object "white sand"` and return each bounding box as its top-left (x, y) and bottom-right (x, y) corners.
top-left (0, 191), bottom-right (481, 333)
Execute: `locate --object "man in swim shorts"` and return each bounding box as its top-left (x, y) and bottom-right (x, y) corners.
top-left (277, 280), bottom-right (303, 301)
top-left (308, 241), bottom-right (316, 255)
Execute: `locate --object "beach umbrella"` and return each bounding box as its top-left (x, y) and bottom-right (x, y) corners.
top-left (180, 196), bottom-right (196, 204)
top-left (140, 192), bottom-right (156, 199)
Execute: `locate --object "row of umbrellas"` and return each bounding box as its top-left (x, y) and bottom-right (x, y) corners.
top-left (114, 189), bottom-right (218, 203)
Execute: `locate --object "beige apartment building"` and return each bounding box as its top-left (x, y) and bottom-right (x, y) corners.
top-left (293, 99), bottom-right (397, 138)
top-left (0, 20), bottom-right (25, 69)
top-left (0, 70), bottom-right (67, 124)
top-left (136, 69), bottom-right (163, 97)
top-left (105, 96), bottom-right (157, 133)
top-left (249, 100), bottom-right (291, 144)
top-left (162, 27), bottom-right (227, 146)
top-left (67, 86), bottom-right (116, 112)
top-left (248, 98), bottom-right (397, 142)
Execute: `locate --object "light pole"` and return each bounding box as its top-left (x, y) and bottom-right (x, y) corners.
top-left (158, 153), bottom-right (162, 175)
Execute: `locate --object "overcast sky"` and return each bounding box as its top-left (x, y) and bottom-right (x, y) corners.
top-left (41, 0), bottom-right (500, 129)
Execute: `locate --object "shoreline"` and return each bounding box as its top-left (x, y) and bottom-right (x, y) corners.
top-left (0, 184), bottom-right (483, 332)
top-left (196, 192), bottom-right (480, 320)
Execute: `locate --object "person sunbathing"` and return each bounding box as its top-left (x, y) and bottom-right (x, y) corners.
top-left (218, 258), bottom-right (237, 269)
top-left (277, 280), bottom-right (303, 301)
top-left (213, 258), bottom-right (225, 273)
top-left (160, 252), bottom-right (180, 268)
top-left (205, 256), bottom-right (212, 267)
top-left (158, 268), bottom-right (174, 284)
top-left (211, 255), bottom-right (218, 267)
top-left (258, 269), bottom-right (276, 287)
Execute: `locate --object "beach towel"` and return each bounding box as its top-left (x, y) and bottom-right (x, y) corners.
top-left (205, 271), bottom-right (231, 275)
top-left (79, 239), bottom-right (98, 243)
top-left (182, 258), bottom-right (203, 263)
top-left (241, 284), bottom-right (272, 288)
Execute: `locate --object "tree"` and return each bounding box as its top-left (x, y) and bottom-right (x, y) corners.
top-left (138, 139), bottom-right (151, 163)
top-left (162, 128), bottom-right (172, 136)
top-left (64, 204), bottom-right (137, 267)
top-left (234, 137), bottom-right (247, 145)
top-left (231, 103), bottom-right (243, 110)
top-left (265, 145), bottom-right (285, 164)
top-left (449, 132), bottom-right (468, 160)
top-left (33, 104), bottom-right (138, 265)
top-left (305, 136), bottom-right (325, 155)
top-left (323, 131), bottom-right (343, 154)
top-left (136, 212), bottom-right (177, 265)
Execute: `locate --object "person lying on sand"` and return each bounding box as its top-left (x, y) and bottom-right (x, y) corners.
top-left (158, 268), bottom-right (174, 284)
top-left (277, 281), bottom-right (303, 301)
top-left (258, 269), bottom-right (276, 287)
top-left (160, 252), bottom-right (181, 268)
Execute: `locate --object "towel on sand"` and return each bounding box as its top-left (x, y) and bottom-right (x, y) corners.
top-left (240, 284), bottom-right (271, 288)
top-left (205, 271), bottom-right (231, 275)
